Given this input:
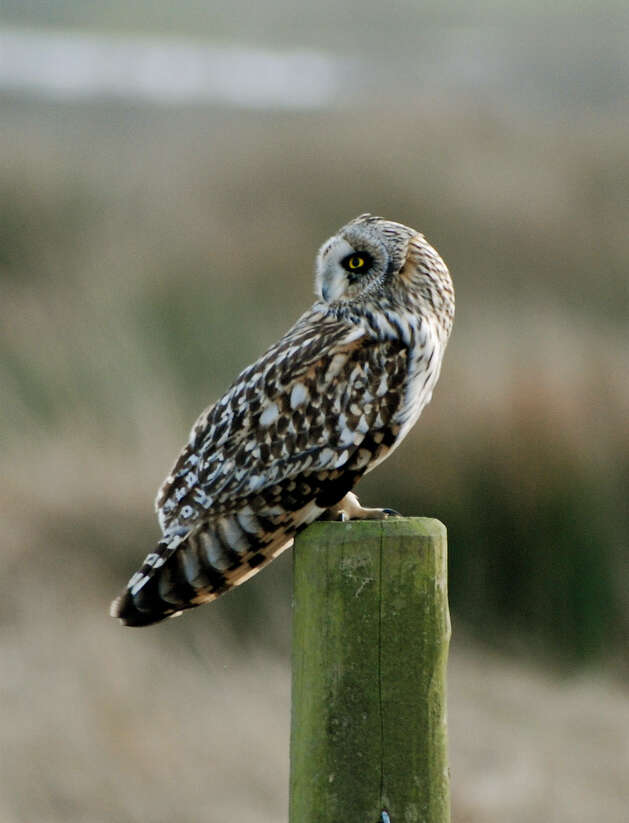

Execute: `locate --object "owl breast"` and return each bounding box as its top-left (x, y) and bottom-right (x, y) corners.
top-left (365, 315), bottom-right (444, 472)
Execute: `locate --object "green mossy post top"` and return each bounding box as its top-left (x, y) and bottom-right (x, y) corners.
top-left (299, 516), bottom-right (447, 541)
top-left (290, 517), bottom-right (451, 823)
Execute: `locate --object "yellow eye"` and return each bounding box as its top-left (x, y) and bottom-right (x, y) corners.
top-left (341, 251), bottom-right (372, 274)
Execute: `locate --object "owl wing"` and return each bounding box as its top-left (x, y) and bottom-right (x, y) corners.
top-left (113, 307), bottom-right (409, 625)
top-left (156, 306), bottom-right (408, 538)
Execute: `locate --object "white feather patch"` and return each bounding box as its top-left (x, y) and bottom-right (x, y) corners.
top-left (290, 382), bottom-right (309, 409)
top-left (325, 352), bottom-right (348, 381)
top-left (260, 402), bottom-right (279, 427)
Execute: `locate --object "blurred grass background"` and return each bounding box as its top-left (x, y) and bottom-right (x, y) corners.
top-left (1, 2), bottom-right (628, 821)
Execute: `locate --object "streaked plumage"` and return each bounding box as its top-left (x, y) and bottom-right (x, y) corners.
top-left (111, 214), bottom-right (454, 626)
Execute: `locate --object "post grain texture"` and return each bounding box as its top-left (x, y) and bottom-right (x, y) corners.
top-left (289, 518), bottom-right (450, 823)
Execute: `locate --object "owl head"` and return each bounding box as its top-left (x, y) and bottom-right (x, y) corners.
top-left (314, 215), bottom-right (452, 330)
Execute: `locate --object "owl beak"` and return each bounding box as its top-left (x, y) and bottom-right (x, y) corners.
top-left (319, 268), bottom-right (346, 303)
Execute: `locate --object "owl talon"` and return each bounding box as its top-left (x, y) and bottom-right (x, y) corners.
top-left (382, 507), bottom-right (402, 517)
top-left (324, 492), bottom-right (402, 521)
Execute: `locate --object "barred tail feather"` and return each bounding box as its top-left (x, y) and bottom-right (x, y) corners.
top-left (109, 535), bottom-right (187, 626)
top-left (109, 590), bottom-right (183, 627)
top-left (110, 524), bottom-right (295, 627)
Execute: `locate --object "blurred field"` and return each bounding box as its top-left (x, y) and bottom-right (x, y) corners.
top-left (1, 94), bottom-right (628, 820)
top-left (2, 98), bottom-right (627, 656)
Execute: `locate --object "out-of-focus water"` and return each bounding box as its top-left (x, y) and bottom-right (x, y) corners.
top-left (1, 23), bottom-right (629, 113)
top-left (0, 27), bottom-right (350, 108)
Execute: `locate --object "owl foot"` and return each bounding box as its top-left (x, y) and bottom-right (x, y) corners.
top-left (322, 492), bottom-right (402, 521)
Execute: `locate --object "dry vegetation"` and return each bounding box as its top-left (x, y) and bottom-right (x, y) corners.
top-left (1, 98), bottom-right (628, 820)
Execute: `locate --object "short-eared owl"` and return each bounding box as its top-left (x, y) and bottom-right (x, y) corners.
top-left (111, 214), bottom-right (454, 626)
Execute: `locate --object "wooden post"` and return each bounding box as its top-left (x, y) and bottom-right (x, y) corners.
top-left (289, 518), bottom-right (450, 823)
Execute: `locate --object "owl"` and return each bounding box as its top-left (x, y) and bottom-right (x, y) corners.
top-left (111, 214), bottom-right (454, 626)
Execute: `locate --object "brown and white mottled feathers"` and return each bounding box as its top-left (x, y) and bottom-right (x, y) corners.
top-left (111, 214), bottom-right (454, 626)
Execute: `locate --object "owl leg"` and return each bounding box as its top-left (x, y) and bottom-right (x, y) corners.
top-left (323, 491), bottom-right (401, 521)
